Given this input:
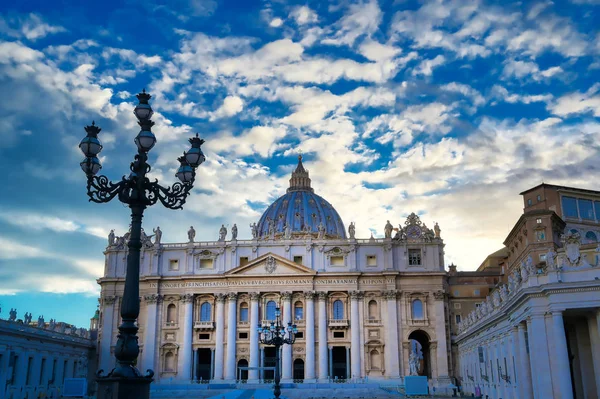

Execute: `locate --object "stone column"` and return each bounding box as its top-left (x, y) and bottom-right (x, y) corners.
top-left (433, 290), bottom-right (449, 378)
top-left (527, 315), bottom-right (553, 398)
top-left (281, 291), bottom-right (293, 380)
top-left (495, 341), bottom-right (505, 399)
top-left (517, 323), bottom-right (533, 398)
top-left (210, 349), bottom-right (215, 380)
top-left (509, 327), bottom-right (520, 399)
top-left (384, 290), bottom-right (400, 378)
top-left (249, 292), bottom-right (260, 381)
top-left (329, 346), bottom-right (333, 379)
top-left (551, 311), bottom-right (574, 399)
top-left (178, 294), bottom-right (194, 380)
top-left (358, 293), bottom-right (366, 377)
top-left (193, 349), bottom-right (199, 381)
top-left (213, 294), bottom-right (226, 380)
top-left (346, 346), bottom-right (351, 378)
top-left (99, 296), bottom-right (116, 373)
top-left (588, 311), bottom-right (600, 398)
top-left (225, 292), bottom-right (238, 380)
top-left (350, 291), bottom-right (361, 379)
top-left (317, 292), bottom-right (329, 381)
top-left (142, 294), bottom-right (161, 374)
top-left (304, 291), bottom-right (316, 381)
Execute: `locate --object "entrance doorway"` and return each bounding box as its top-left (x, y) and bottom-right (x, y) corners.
top-left (408, 330), bottom-right (431, 378)
top-left (263, 347), bottom-right (276, 380)
top-left (196, 348), bottom-right (212, 381)
top-left (293, 358), bottom-right (304, 380)
top-left (237, 359), bottom-right (248, 381)
top-left (331, 347), bottom-right (347, 380)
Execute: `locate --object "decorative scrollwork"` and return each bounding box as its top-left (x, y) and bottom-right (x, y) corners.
top-left (86, 175), bottom-right (127, 204)
top-left (148, 179), bottom-right (194, 210)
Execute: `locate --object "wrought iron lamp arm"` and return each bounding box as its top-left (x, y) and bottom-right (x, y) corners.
top-left (86, 175), bottom-right (128, 204)
top-left (147, 173), bottom-right (195, 210)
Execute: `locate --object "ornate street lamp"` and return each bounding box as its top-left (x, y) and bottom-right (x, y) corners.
top-left (79, 89), bottom-right (205, 399)
top-left (258, 307), bottom-right (297, 399)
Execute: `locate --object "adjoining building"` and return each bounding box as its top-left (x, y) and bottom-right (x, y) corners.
top-left (453, 184), bottom-right (600, 399)
top-left (97, 156), bottom-right (452, 388)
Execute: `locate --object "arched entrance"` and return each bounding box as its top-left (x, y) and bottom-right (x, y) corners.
top-left (408, 330), bottom-right (431, 378)
top-left (237, 359), bottom-right (248, 381)
top-left (293, 358), bottom-right (304, 380)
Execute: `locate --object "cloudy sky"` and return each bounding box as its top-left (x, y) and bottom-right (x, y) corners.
top-left (0, 0), bottom-right (599, 327)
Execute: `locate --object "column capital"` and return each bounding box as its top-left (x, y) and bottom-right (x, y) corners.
top-left (433, 290), bottom-right (446, 300)
top-left (316, 291), bottom-right (328, 300)
top-left (143, 294), bottom-right (163, 304)
top-left (227, 292), bottom-right (238, 302)
top-left (249, 292), bottom-right (261, 301)
top-left (216, 293), bottom-right (227, 303)
top-left (383, 290), bottom-right (399, 300)
top-left (281, 291), bottom-right (292, 301)
top-left (102, 296), bottom-right (117, 305)
top-left (179, 293), bottom-right (194, 303)
top-left (304, 290), bottom-right (316, 300)
top-left (349, 290), bottom-right (362, 300)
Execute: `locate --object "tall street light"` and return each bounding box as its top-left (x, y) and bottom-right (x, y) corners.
top-left (79, 89), bottom-right (205, 399)
top-left (258, 307), bottom-right (297, 399)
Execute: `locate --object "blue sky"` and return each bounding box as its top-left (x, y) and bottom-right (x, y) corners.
top-left (0, 0), bottom-right (599, 327)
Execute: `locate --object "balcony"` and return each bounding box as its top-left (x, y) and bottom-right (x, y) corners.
top-left (365, 319), bottom-right (381, 326)
top-left (164, 321), bottom-right (178, 329)
top-left (328, 319), bottom-right (349, 329)
top-left (194, 321), bottom-right (215, 330)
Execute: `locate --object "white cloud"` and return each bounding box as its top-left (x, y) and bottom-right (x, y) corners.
top-left (502, 59), bottom-right (563, 81)
top-left (269, 18), bottom-right (284, 28)
top-left (210, 95), bottom-right (244, 120)
top-left (412, 55), bottom-right (445, 76)
top-left (491, 85), bottom-right (553, 105)
top-left (548, 84), bottom-right (600, 117)
top-left (0, 13), bottom-right (66, 41)
top-left (289, 6), bottom-right (318, 25)
top-left (322, 0), bottom-right (382, 47)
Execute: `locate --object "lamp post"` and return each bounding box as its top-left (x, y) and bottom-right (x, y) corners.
top-left (258, 307), bottom-right (297, 399)
top-left (79, 89), bottom-right (205, 399)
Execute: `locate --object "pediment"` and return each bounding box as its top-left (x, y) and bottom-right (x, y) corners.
top-left (224, 253), bottom-right (316, 276)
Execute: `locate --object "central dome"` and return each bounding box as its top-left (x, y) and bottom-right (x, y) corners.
top-left (256, 156), bottom-right (346, 239)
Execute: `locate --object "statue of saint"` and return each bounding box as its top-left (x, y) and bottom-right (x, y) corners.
top-left (250, 222), bottom-right (258, 239)
top-left (37, 315), bottom-right (45, 328)
top-left (384, 220), bottom-right (393, 239)
top-left (283, 223), bottom-right (292, 239)
top-left (348, 222), bottom-right (356, 239)
top-left (231, 224), bottom-right (238, 240)
top-left (219, 224), bottom-right (227, 241)
top-left (108, 229), bottom-right (115, 247)
top-left (546, 248), bottom-right (556, 270)
top-left (434, 222), bottom-right (441, 238)
top-left (409, 348), bottom-right (420, 376)
top-left (268, 219), bottom-right (276, 240)
top-left (48, 318), bottom-right (56, 331)
top-left (9, 308), bottom-right (17, 322)
top-left (188, 226), bottom-right (196, 243)
top-left (153, 226), bottom-right (162, 245)
top-left (24, 312), bottom-right (32, 324)
top-left (317, 222), bottom-right (326, 239)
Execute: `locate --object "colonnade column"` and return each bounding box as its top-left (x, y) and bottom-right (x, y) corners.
top-left (304, 291), bottom-right (316, 381)
top-left (142, 294), bottom-right (161, 374)
top-left (317, 292), bottom-right (329, 381)
top-left (213, 294), bottom-right (226, 380)
top-left (517, 323), bottom-right (533, 398)
top-left (178, 294), bottom-right (194, 380)
top-left (551, 311), bottom-right (574, 399)
top-left (509, 327), bottom-right (520, 399)
top-left (249, 292), bottom-right (260, 381)
top-left (99, 296), bottom-right (116, 373)
top-left (225, 293), bottom-right (238, 380)
top-left (588, 310), bottom-right (600, 397)
top-left (350, 291), bottom-right (361, 379)
top-left (384, 290), bottom-right (400, 378)
top-left (281, 291), bottom-right (293, 381)
top-left (433, 290), bottom-right (449, 378)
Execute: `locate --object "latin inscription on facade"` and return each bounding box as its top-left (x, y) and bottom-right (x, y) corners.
top-left (148, 277), bottom-right (384, 289)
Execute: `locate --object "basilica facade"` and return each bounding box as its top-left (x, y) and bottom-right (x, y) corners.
top-left (97, 156), bottom-right (452, 386)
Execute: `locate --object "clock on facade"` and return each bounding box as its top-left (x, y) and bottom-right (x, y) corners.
top-left (406, 225), bottom-right (422, 239)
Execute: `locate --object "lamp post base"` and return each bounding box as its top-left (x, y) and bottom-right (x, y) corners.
top-left (96, 375), bottom-right (153, 399)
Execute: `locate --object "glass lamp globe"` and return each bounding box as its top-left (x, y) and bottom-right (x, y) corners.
top-left (79, 136), bottom-right (102, 157)
top-left (176, 156), bottom-right (194, 183)
top-left (184, 147), bottom-right (205, 168)
top-left (135, 130), bottom-right (157, 152)
top-left (80, 156), bottom-right (102, 176)
top-left (275, 308), bottom-right (281, 318)
top-left (133, 103), bottom-right (153, 121)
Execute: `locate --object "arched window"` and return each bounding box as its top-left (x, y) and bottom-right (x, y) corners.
top-left (368, 300), bottom-right (378, 319)
top-left (266, 301), bottom-right (277, 320)
top-left (166, 304), bottom-right (177, 324)
top-left (164, 352), bottom-right (175, 371)
top-left (586, 231), bottom-right (598, 242)
top-left (333, 300), bottom-right (344, 319)
top-left (294, 301), bottom-right (304, 321)
top-left (200, 302), bottom-right (211, 321)
top-left (240, 302), bottom-right (249, 322)
top-left (412, 299), bottom-right (423, 320)
top-left (370, 350), bottom-right (381, 370)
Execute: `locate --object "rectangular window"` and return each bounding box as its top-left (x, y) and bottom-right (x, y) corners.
top-left (295, 331), bottom-right (304, 339)
top-left (168, 259), bottom-right (179, 271)
top-left (199, 333), bottom-right (210, 340)
top-left (536, 195), bottom-right (541, 202)
top-left (536, 230), bottom-right (545, 241)
top-left (26, 357), bottom-right (33, 385)
top-left (330, 256), bottom-right (344, 266)
top-left (408, 249), bottom-right (421, 266)
top-left (475, 303), bottom-right (482, 308)
top-left (473, 289), bottom-right (480, 296)
top-left (536, 218), bottom-right (542, 224)
top-left (595, 202), bottom-right (600, 221)
top-left (293, 256), bottom-right (303, 264)
top-left (199, 259), bottom-right (213, 269)
top-left (51, 359), bottom-right (57, 383)
top-left (239, 332), bottom-right (248, 339)
top-left (294, 306), bottom-right (303, 321)
top-left (239, 307), bottom-right (249, 322)
top-left (527, 198), bottom-right (532, 206)
top-left (455, 314), bottom-right (461, 324)
top-left (453, 303), bottom-right (461, 309)
top-left (239, 257), bottom-right (249, 266)
top-left (333, 331), bottom-right (345, 338)
top-left (562, 196), bottom-right (578, 218)
top-left (539, 253), bottom-right (547, 262)
top-left (578, 199), bottom-right (594, 220)
top-left (40, 358), bottom-right (46, 385)
top-left (366, 255), bottom-right (377, 266)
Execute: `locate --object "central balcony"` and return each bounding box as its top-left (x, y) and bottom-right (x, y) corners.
top-left (194, 321), bottom-right (215, 330)
top-left (328, 319), bottom-right (349, 329)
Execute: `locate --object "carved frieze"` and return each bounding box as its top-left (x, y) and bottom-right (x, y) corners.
top-left (179, 294), bottom-right (194, 303)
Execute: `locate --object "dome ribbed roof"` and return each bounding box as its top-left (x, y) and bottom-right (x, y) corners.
top-left (256, 156), bottom-right (346, 239)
